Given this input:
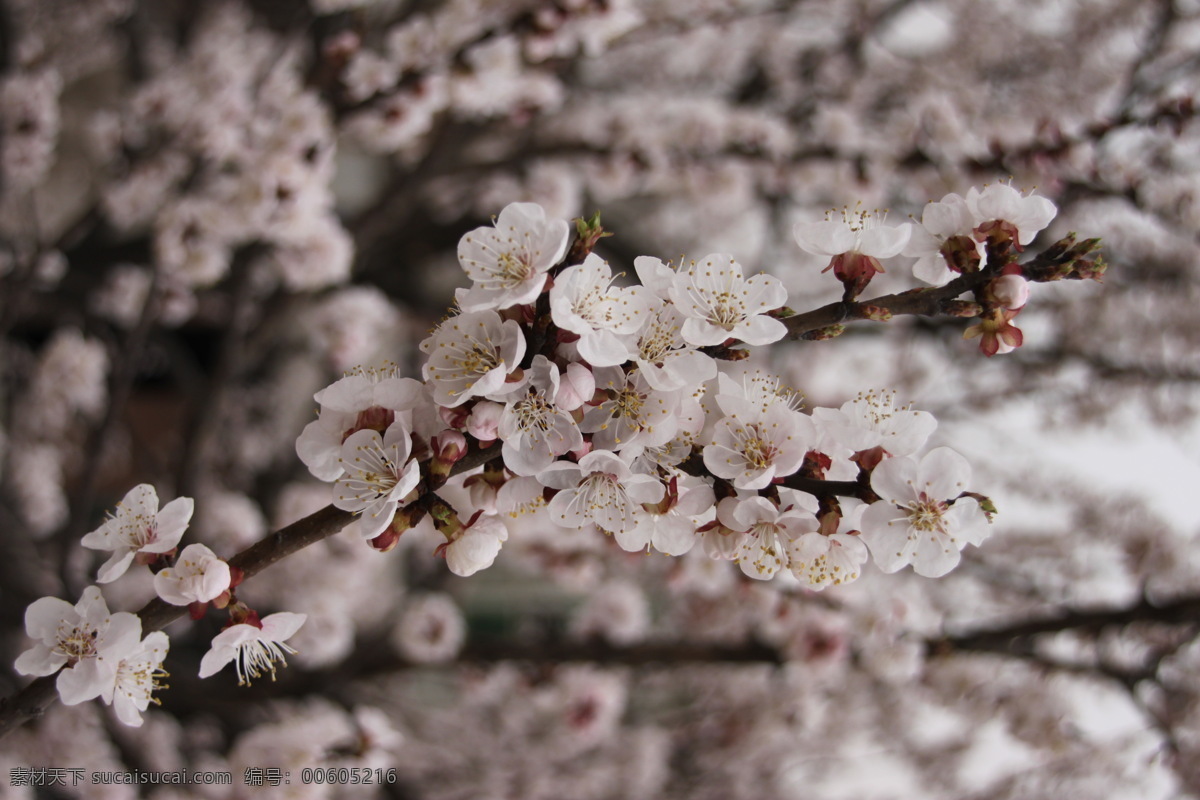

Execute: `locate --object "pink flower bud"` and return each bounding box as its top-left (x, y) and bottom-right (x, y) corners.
top-left (989, 274), bottom-right (1030, 309)
top-left (433, 430), bottom-right (468, 463)
top-left (466, 401), bottom-right (504, 443)
top-left (555, 362), bottom-right (595, 412)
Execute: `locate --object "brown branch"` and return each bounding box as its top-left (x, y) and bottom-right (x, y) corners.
top-left (927, 593), bottom-right (1200, 658)
top-left (783, 233), bottom-right (1103, 340)
top-left (0, 433), bottom-right (512, 740)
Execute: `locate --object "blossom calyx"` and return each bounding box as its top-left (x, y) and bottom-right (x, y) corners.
top-left (964, 307), bottom-right (1023, 356)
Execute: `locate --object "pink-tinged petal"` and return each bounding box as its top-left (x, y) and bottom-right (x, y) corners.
top-left (121, 484), bottom-right (159, 518)
top-left (446, 529), bottom-right (503, 576)
top-left (859, 502), bottom-right (915, 573)
top-left (154, 496), bottom-right (195, 543)
top-left (374, 377), bottom-right (425, 412)
top-left (858, 223), bottom-right (911, 258)
top-left (869, 455), bottom-right (919, 503)
top-left (296, 416), bottom-right (348, 481)
top-left (676, 482), bottom-right (716, 517)
top-left (198, 644), bottom-right (235, 679)
top-left (80, 522), bottom-right (116, 550)
top-left (592, 491), bottom-right (634, 534)
top-left (24, 596), bottom-right (77, 641)
top-left (912, 255), bottom-right (956, 287)
top-left (734, 465), bottom-right (775, 491)
top-left (548, 489), bottom-right (589, 528)
top-left (96, 552), bottom-right (136, 584)
top-left (100, 612), bottom-right (144, 658)
top-left (680, 317), bottom-right (731, 347)
top-left (314, 375), bottom-right (374, 412)
top-left (921, 195), bottom-right (970, 237)
top-left (57, 659), bottom-right (113, 705)
top-left (794, 220), bottom-right (856, 256)
top-left (735, 314), bottom-right (787, 346)
top-left (651, 515), bottom-right (699, 556)
top-left (356, 499), bottom-right (398, 540)
top-left (537, 461), bottom-right (583, 491)
top-left (1016, 196), bottom-right (1057, 244)
top-left (912, 532), bottom-right (961, 578)
top-left (624, 475), bottom-right (666, 506)
top-left (971, 183), bottom-right (1022, 222)
top-left (14, 645), bottom-right (65, 677)
top-left (741, 274), bottom-right (788, 312)
top-left (577, 329), bottom-right (635, 367)
top-left (916, 447), bottom-right (971, 500)
top-left (260, 612), bottom-right (307, 642)
top-left (633, 256), bottom-right (677, 298)
top-left (614, 518), bottom-right (653, 553)
top-left (494, 201), bottom-right (547, 234)
top-left (945, 498), bottom-right (991, 546)
top-left (112, 693), bottom-right (146, 727)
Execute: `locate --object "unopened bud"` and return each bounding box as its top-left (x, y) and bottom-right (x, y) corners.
top-left (988, 274), bottom-right (1030, 310)
top-left (567, 210), bottom-right (614, 264)
top-left (944, 300), bottom-right (983, 318)
top-left (858, 304), bottom-right (892, 321)
top-left (801, 324), bottom-right (845, 341)
top-left (368, 527), bottom-right (403, 553)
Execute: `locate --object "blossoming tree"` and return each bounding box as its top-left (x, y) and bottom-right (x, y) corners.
top-left (2, 0), bottom-right (1200, 798)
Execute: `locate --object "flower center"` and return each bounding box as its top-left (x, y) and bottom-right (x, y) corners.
top-left (735, 425), bottom-right (778, 469)
top-left (904, 494), bottom-right (948, 533)
top-left (341, 438), bottom-right (405, 499)
top-left (514, 392), bottom-right (555, 433)
top-left (56, 621), bottom-right (100, 663)
top-left (492, 251), bottom-right (532, 287)
top-left (638, 315), bottom-right (678, 363)
top-left (580, 473), bottom-right (623, 512)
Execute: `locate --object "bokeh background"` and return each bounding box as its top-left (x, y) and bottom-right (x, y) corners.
top-left (2, 0), bottom-right (1200, 797)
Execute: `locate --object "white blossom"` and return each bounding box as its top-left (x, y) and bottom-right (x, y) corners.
top-left (422, 309), bottom-right (527, 407)
top-left (794, 206), bottom-right (911, 288)
top-left (15, 586), bottom-right (142, 706)
top-left (629, 301), bottom-right (718, 392)
top-left (903, 191), bottom-right (983, 286)
top-left (786, 509), bottom-right (869, 590)
top-left (616, 476), bottom-right (715, 556)
top-left (860, 448), bottom-right (991, 577)
top-left (668, 253), bottom-right (788, 346)
top-left (443, 514), bottom-right (509, 576)
top-left (199, 612), bottom-right (307, 686)
top-left (455, 201), bottom-right (570, 311)
top-left (716, 496), bottom-right (818, 580)
top-left (104, 631), bottom-right (170, 727)
top-left (540, 450), bottom-right (664, 534)
top-left (703, 402), bottom-right (814, 490)
top-left (153, 544), bottom-right (232, 606)
top-left (966, 183), bottom-right (1057, 245)
top-left (81, 484), bottom-right (194, 584)
top-left (498, 355), bottom-right (584, 476)
top-left (333, 422), bottom-right (422, 539)
top-left (811, 389), bottom-right (937, 456)
top-left (581, 366), bottom-right (679, 452)
top-left (549, 253), bottom-right (652, 366)
top-left (296, 364), bottom-right (425, 482)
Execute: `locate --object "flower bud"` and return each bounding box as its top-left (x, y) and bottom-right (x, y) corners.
top-left (988, 274), bottom-right (1029, 310)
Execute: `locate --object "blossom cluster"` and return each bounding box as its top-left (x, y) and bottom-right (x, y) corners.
top-left (15, 484), bottom-right (305, 725)
top-left (793, 183), bottom-right (1055, 355)
top-left (297, 198), bottom-right (1021, 585)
